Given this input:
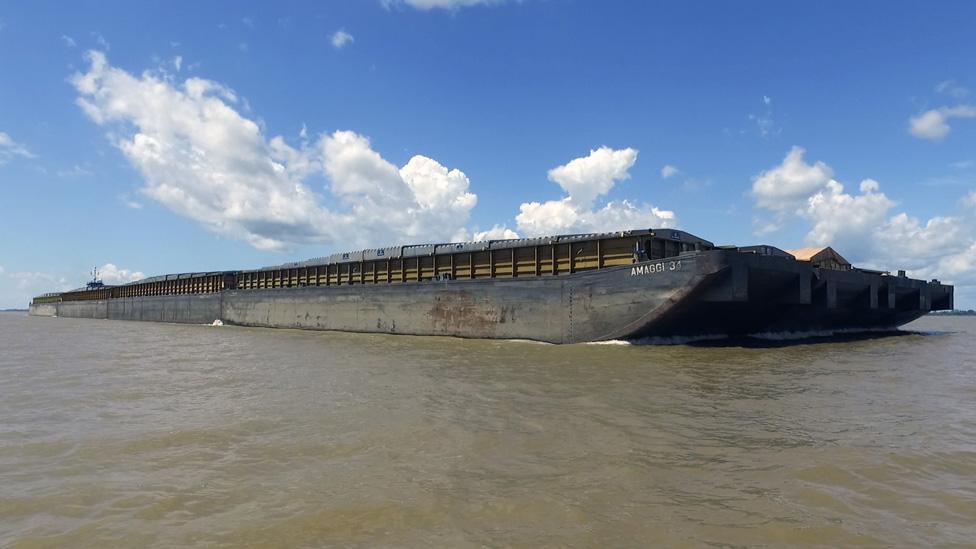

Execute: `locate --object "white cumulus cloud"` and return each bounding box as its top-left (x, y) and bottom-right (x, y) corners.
top-left (330, 29), bottom-right (354, 49)
top-left (546, 146), bottom-right (638, 208)
top-left (751, 146), bottom-right (833, 211)
top-left (97, 263), bottom-right (146, 283)
top-left (472, 225), bottom-right (519, 240)
top-left (320, 130), bottom-right (477, 243)
top-left (751, 147), bottom-right (976, 289)
top-left (802, 179), bottom-right (895, 257)
top-left (874, 213), bottom-right (969, 269)
top-left (70, 51), bottom-right (479, 251)
top-left (660, 164), bottom-right (679, 179)
top-left (514, 147), bottom-right (675, 237)
top-left (931, 243), bottom-right (976, 281)
top-left (909, 105), bottom-right (976, 141)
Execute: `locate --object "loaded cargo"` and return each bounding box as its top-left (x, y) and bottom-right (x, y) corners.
top-left (29, 229), bottom-right (954, 343)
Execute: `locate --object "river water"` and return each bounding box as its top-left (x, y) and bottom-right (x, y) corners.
top-left (1, 312), bottom-right (974, 547)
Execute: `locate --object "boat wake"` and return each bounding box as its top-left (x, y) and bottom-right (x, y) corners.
top-left (589, 334), bottom-right (728, 346)
top-left (599, 327), bottom-right (919, 347)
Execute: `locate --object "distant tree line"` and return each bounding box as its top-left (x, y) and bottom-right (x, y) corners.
top-left (929, 309), bottom-right (976, 316)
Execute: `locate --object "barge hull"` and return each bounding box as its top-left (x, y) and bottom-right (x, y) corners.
top-left (29, 250), bottom-right (952, 343)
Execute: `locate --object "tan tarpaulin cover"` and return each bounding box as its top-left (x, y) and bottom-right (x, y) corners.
top-left (786, 246), bottom-right (852, 270)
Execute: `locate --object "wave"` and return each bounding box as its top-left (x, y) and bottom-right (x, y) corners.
top-left (747, 326), bottom-right (901, 341)
top-left (590, 334), bottom-right (729, 346)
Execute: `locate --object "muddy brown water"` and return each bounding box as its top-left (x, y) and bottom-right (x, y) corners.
top-left (1, 312), bottom-right (974, 547)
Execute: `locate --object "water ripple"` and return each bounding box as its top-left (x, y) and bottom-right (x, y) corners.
top-left (1, 314), bottom-right (974, 547)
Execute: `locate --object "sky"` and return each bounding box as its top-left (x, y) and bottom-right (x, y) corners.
top-left (1, 0), bottom-right (974, 308)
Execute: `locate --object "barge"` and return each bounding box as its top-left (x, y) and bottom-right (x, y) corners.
top-left (29, 229), bottom-right (954, 343)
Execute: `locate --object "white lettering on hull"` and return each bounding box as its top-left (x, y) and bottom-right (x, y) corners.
top-left (631, 261), bottom-right (682, 277)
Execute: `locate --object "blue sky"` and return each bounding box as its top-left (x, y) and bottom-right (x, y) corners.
top-left (1, 0), bottom-right (974, 308)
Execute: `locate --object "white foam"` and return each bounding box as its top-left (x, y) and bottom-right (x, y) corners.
top-left (591, 334), bottom-right (729, 346)
top-left (503, 339), bottom-right (553, 345)
top-left (210, 319), bottom-right (224, 326)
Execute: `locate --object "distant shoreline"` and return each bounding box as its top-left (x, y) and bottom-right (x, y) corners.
top-left (929, 310), bottom-right (976, 316)
top-left (1, 309), bottom-right (28, 313)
